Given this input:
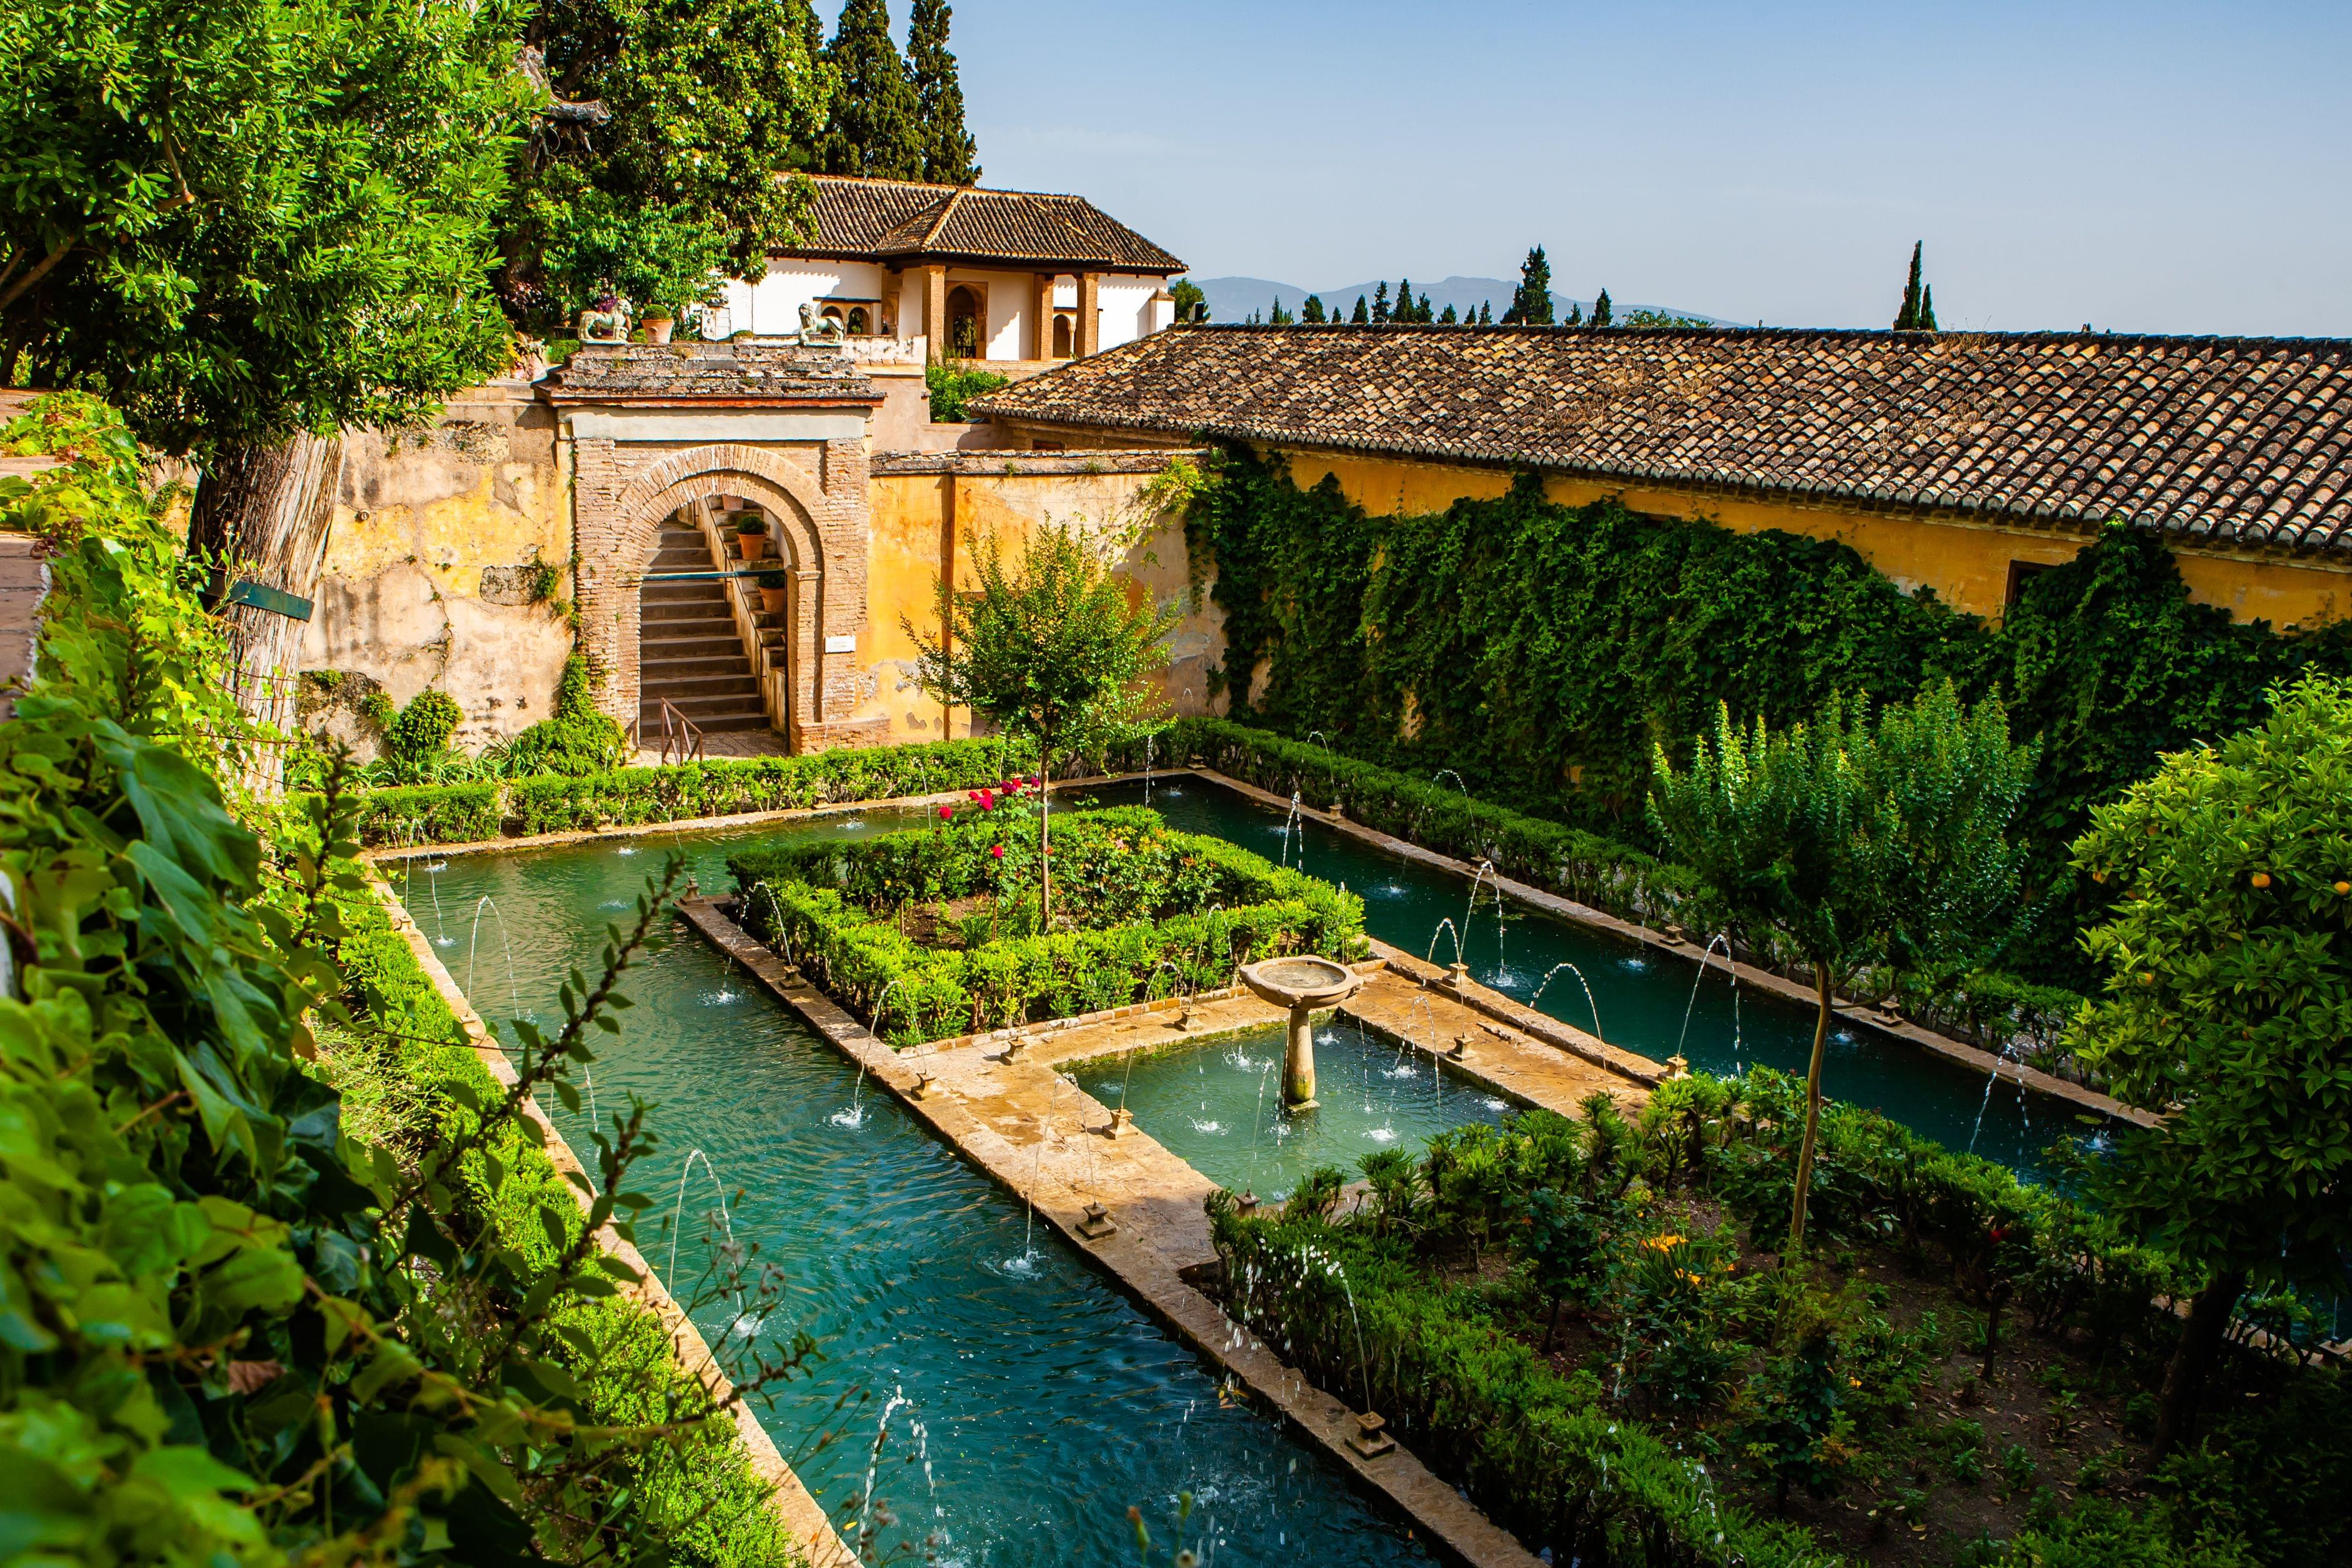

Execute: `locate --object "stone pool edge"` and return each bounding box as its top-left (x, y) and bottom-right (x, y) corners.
top-left (367, 875), bottom-right (857, 1568)
top-left (1197, 768), bottom-right (2156, 1129)
top-left (678, 896), bottom-right (1549, 1568)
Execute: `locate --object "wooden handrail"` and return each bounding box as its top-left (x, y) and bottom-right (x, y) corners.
top-left (654, 696), bottom-right (705, 767)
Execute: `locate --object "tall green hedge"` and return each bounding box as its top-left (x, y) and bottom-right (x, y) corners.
top-left (1186, 448), bottom-right (2352, 978)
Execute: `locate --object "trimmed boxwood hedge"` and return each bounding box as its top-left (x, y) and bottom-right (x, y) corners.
top-left (349, 735), bottom-right (1038, 846)
top-left (728, 804), bottom-right (1365, 1046)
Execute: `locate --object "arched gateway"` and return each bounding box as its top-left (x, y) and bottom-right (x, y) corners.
top-left (538, 342), bottom-right (888, 751)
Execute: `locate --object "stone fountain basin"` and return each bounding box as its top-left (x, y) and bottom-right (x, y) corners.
top-left (1240, 955), bottom-right (1362, 1010)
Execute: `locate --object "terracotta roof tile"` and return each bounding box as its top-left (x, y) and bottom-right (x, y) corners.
top-left (788, 176), bottom-right (1183, 273)
top-left (974, 325), bottom-right (2352, 552)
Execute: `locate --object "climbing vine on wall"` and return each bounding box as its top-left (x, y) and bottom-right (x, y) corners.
top-left (1187, 445), bottom-right (2352, 980)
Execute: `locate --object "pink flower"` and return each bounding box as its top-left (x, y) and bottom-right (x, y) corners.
top-left (938, 805), bottom-right (955, 821)
top-left (990, 844), bottom-right (1005, 859)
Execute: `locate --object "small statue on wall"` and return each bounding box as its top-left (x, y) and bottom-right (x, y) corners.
top-left (578, 293), bottom-right (631, 344)
top-left (798, 302), bottom-right (846, 347)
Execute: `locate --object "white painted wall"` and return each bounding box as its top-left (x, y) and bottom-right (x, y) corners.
top-left (703, 259), bottom-right (1173, 355)
top-left (1098, 279), bottom-right (1164, 349)
top-left (710, 260), bottom-right (895, 339)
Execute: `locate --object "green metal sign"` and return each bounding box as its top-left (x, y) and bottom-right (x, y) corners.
top-left (222, 579), bottom-right (314, 622)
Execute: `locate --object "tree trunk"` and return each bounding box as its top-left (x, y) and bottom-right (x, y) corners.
top-left (186, 434), bottom-right (345, 740)
top-left (1036, 750), bottom-right (1052, 931)
top-left (1786, 961), bottom-right (1833, 1256)
top-left (2148, 1269), bottom-right (2245, 1463)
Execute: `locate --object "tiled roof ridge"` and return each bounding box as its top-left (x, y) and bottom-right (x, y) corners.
top-left (1169, 322), bottom-right (2352, 353)
top-left (807, 171), bottom-right (1106, 206)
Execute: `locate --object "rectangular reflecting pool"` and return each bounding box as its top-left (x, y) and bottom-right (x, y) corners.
top-left (395, 820), bottom-right (1435, 1567)
top-left (1078, 1023), bottom-right (1510, 1202)
top-left (1065, 777), bottom-right (2086, 1180)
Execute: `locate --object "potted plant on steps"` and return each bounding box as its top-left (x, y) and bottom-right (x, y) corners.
top-left (756, 570), bottom-right (790, 615)
top-left (735, 511), bottom-right (768, 562)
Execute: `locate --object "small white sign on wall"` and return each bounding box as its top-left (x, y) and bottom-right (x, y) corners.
top-left (823, 633), bottom-right (857, 654)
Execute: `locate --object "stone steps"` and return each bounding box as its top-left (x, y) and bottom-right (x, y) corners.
top-left (638, 524), bottom-right (774, 738)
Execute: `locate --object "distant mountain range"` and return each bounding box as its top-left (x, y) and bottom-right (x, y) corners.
top-left (1191, 274), bottom-right (1740, 327)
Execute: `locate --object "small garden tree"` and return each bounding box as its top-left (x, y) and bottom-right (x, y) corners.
top-left (2067, 673), bottom-right (2352, 1459)
top-left (908, 522), bottom-right (1179, 926)
top-left (1649, 682), bottom-right (2034, 1253)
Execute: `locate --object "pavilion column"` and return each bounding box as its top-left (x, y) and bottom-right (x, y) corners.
top-left (1077, 272), bottom-right (1101, 357)
top-left (921, 264), bottom-right (948, 362)
top-left (1032, 272), bottom-right (1055, 359)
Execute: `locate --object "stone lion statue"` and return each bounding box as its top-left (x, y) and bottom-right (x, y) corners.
top-left (798, 302), bottom-right (847, 347)
top-left (578, 295), bottom-right (630, 344)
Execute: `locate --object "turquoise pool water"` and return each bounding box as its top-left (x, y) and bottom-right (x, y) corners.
top-left (1063, 777), bottom-right (2081, 1179)
top-left (399, 816), bottom-right (1434, 1567)
top-left (1086, 1023), bottom-right (1511, 1201)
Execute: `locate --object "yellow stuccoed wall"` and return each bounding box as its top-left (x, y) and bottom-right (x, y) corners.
top-left (861, 462), bottom-right (1223, 743)
top-left (1281, 449), bottom-right (2352, 627)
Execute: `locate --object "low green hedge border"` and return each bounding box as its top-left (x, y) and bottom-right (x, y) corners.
top-left (335, 891), bottom-right (800, 1567)
top-left (1130, 717), bottom-right (2095, 1078)
top-left (728, 804), bottom-right (1365, 1046)
top-left (349, 736), bottom-right (1038, 847)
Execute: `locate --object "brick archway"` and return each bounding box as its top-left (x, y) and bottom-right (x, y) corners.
top-left (572, 438), bottom-right (873, 748)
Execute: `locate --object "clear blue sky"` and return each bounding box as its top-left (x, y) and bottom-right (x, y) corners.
top-left (834, 1), bottom-right (2351, 335)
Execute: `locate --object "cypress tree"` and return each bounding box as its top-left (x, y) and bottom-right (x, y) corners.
top-left (1919, 282), bottom-right (1938, 332)
top-left (1396, 278), bottom-right (1414, 323)
top-left (1592, 287), bottom-right (1612, 327)
top-left (1509, 246), bottom-right (1555, 325)
top-left (1351, 295), bottom-right (1369, 324)
top-left (1269, 297), bottom-right (1296, 325)
top-left (1302, 294), bottom-right (1326, 324)
top-left (908, 0), bottom-right (980, 185)
top-left (1478, 300), bottom-right (1492, 325)
top-left (1439, 302), bottom-right (1457, 324)
top-left (1894, 241), bottom-right (1925, 330)
top-left (1567, 301), bottom-right (1583, 325)
top-left (820, 0), bottom-right (923, 179)
top-left (1371, 282), bottom-right (1390, 322)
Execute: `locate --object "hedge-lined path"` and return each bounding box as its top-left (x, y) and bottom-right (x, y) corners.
top-left (370, 877), bottom-right (858, 1568)
top-left (1200, 767), bottom-right (2156, 1128)
top-left (678, 896), bottom-right (1549, 1568)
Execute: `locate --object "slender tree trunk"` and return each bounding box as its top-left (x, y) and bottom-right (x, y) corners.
top-left (186, 434), bottom-right (345, 743)
top-left (1036, 743), bottom-right (1052, 930)
top-left (1786, 961), bottom-right (1833, 1256)
top-left (2149, 1269), bottom-right (2245, 1463)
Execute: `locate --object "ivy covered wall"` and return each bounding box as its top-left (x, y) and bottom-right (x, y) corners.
top-left (1186, 446), bottom-right (2352, 976)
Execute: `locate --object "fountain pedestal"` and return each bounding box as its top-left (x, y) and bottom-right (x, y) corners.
top-left (1240, 956), bottom-right (1364, 1111)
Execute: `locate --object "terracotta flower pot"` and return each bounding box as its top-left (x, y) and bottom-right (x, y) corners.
top-left (738, 531), bottom-right (766, 561)
top-left (759, 586), bottom-right (788, 614)
top-left (642, 314), bottom-right (676, 344)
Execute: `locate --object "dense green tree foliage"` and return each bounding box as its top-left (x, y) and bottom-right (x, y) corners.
top-left (907, 0), bottom-right (980, 183)
top-left (1893, 240), bottom-right (1939, 330)
top-left (1592, 286), bottom-right (1613, 326)
top-left (0, 0), bottom-right (522, 453)
top-left (1504, 244), bottom-right (1554, 324)
top-left (516, 0), bottom-right (831, 325)
top-left (816, 0), bottom-right (921, 177)
top-left (2068, 674), bottom-right (2352, 1455)
top-left (1170, 278), bottom-right (1208, 323)
top-left (1351, 294), bottom-right (1370, 324)
top-left (1301, 293), bottom-right (1327, 323)
top-left (1649, 687), bottom-right (2034, 1248)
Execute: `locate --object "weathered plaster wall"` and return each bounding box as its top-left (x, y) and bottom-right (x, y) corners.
top-left (863, 453), bottom-right (1224, 743)
top-left (305, 384), bottom-right (575, 749)
top-left (997, 420), bottom-right (2352, 630)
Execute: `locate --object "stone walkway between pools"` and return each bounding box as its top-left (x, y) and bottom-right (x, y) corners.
top-left (682, 896), bottom-right (1669, 1568)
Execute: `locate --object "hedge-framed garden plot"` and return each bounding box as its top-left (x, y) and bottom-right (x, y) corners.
top-left (727, 800), bottom-right (1366, 1046)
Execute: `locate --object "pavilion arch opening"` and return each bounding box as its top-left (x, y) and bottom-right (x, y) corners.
top-left (947, 284), bottom-right (983, 358)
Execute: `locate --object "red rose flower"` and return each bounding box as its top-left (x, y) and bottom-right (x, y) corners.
top-left (938, 805), bottom-right (955, 820)
top-left (990, 844), bottom-right (1005, 859)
